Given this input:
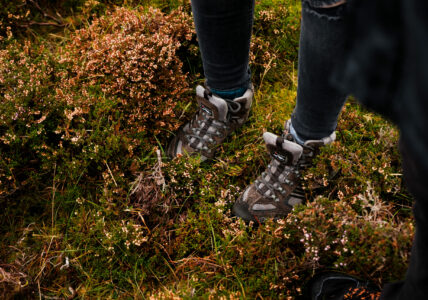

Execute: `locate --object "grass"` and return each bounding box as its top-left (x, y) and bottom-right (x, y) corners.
top-left (0, 0), bottom-right (414, 299)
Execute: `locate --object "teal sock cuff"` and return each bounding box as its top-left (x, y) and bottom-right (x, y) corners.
top-left (210, 86), bottom-right (247, 99)
top-left (289, 122), bottom-right (306, 145)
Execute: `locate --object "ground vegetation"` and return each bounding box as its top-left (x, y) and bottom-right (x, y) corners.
top-left (0, 0), bottom-right (413, 298)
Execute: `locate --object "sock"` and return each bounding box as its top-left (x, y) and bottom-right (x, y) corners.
top-left (210, 86), bottom-right (247, 100)
top-left (289, 122), bottom-right (306, 145)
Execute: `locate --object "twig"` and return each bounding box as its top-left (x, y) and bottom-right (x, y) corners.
top-left (29, 0), bottom-right (63, 24)
top-left (0, 188), bottom-right (17, 199)
top-left (105, 161), bottom-right (118, 187)
top-left (68, 286), bottom-right (77, 299)
top-left (259, 56), bottom-right (275, 89)
top-left (52, 163), bottom-right (57, 230)
top-left (18, 21), bottom-right (66, 28)
top-left (155, 149), bottom-right (166, 191)
top-left (38, 280), bottom-right (42, 300)
top-left (130, 172), bottom-right (143, 196)
top-left (59, 257), bottom-right (70, 270)
top-left (0, 266), bottom-right (27, 285)
top-left (173, 256), bottom-right (224, 272)
top-left (40, 294), bottom-right (62, 300)
top-left (36, 236), bottom-right (55, 281)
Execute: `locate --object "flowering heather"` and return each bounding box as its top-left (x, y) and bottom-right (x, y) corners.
top-left (0, 40), bottom-right (59, 196)
top-left (59, 7), bottom-right (195, 135)
top-left (0, 7), bottom-right (196, 197)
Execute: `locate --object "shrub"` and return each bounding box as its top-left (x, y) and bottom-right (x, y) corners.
top-left (0, 40), bottom-right (62, 196)
top-left (59, 6), bottom-right (194, 137)
top-left (0, 6), bottom-right (196, 197)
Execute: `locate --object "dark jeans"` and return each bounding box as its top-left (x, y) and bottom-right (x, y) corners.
top-left (291, 2), bottom-right (347, 140)
top-left (191, 0), bottom-right (254, 92)
top-left (191, 0), bottom-right (428, 298)
top-left (191, 0), bottom-right (347, 140)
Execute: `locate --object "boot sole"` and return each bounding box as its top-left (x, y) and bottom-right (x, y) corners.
top-left (233, 198), bottom-right (293, 224)
top-left (232, 200), bottom-right (257, 223)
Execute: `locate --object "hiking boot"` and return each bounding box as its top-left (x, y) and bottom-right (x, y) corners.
top-left (232, 120), bottom-right (335, 223)
top-left (306, 272), bottom-right (381, 300)
top-left (167, 84), bottom-right (253, 161)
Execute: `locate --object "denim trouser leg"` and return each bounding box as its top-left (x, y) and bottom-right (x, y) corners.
top-left (291, 2), bottom-right (348, 140)
top-left (191, 0), bottom-right (254, 92)
top-left (192, 0), bottom-right (347, 137)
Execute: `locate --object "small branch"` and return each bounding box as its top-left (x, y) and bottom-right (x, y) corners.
top-left (0, 188), bottom-right (18, 199)
top-left (155, 149), bottom-right (166, 191)
top-left (17, 21), bottom-right (66, 28)
top-left (28, 0), bottom-right (63, 24)
top-left (105, 161), bottom-right (118, 187)
top-left (67, 286), bottom-right (77, 299)
top-left (52, 163), bottom-right (57, 230)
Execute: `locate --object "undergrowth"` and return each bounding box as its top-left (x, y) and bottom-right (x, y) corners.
top-left (0, 0), bottom-right (414, 299)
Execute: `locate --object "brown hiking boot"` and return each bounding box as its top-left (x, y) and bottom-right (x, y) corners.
top-left (232, 120), bottom-right (335, 223)
top-left (167, 85), bottom-right (253, 161)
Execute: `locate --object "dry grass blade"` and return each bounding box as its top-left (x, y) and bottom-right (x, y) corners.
top-left (130, 149), bottom-right (167, 217)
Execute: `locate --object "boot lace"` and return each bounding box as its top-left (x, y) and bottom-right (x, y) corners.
top-left (255, 157), bottom-right (299, 203)
top-left (255, 137), bottom-right (315, 203)
top-left (185, 99), bottom-right (242, 152)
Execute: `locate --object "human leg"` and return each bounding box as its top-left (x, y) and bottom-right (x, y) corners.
top-left (167, 0), bottom-right (255, 160)
top-left (191, 0), bottom-right (254, 93)
top-left (291, 0), bottom-right (348, 142)
top-left (233, 1), bottom-right (349, 221)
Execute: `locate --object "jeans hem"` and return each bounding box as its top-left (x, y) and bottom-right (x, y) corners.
top-left (205, 68), bottom-right (252, 92)
top-left (290, 113), bottom-right (337, 141)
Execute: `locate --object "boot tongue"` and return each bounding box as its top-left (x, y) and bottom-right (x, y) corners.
top-left (263, 132), bottom-right (303, 165)
top-left (196, 85), bottom-right (228, 122)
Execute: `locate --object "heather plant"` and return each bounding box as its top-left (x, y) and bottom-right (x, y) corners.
top-left (305, 102), bottom-right (407, 212)
top-left (58, 6), bottom-right (195, 137)
top-left (0, 6), bottom-right (196, 197)
top-left (0, 40), bottom-right (62, 197)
